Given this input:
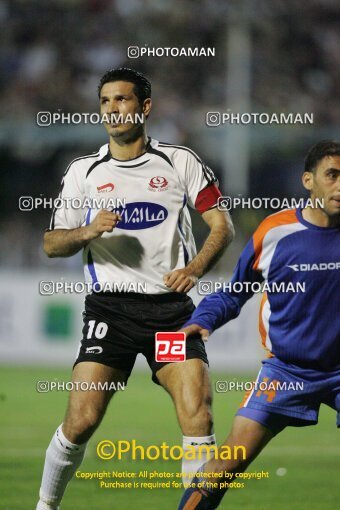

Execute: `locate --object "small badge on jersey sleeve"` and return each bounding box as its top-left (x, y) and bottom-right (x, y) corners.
top-left (155, 332), bottom-right (186, 362)
top-left (148, 176), bottom-right (169, 192)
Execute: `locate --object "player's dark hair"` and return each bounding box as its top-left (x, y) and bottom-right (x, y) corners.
top-left (304, 140), bottom-right (340, 172)
top-left (98, 67), bottom-right (151, 105)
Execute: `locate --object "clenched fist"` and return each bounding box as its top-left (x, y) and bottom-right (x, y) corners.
top-left (85, 209), bottom-right (122, 240)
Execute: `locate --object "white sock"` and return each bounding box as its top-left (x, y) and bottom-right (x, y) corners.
top-left (182, 434), bottom-right (216, 487)
top-left (36, 425), bottom-right (87, 510)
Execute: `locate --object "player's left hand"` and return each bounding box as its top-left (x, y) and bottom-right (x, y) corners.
top-left (179, 324), bottom-right (210, 342)
top-left (163, 269), bottom-right (198, 293)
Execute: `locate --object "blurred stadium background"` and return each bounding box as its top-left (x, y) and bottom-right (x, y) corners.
top-left (0, 1), bottom-right (339, 509)
top-left (1, 0), bottom-right (339, 367)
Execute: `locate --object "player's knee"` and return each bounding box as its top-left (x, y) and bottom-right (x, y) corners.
top-left (63, 406), bottom-right (103, 443)
top-left (180, 401), bottom-right (213, 435)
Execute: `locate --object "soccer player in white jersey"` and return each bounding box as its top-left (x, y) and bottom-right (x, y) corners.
top-left (36, 67), bottom-right (234, 509)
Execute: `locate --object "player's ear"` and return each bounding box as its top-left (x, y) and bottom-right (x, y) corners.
top-left (142, 98), bottom-right (152, 119)
top-left (302, 171), bottom-right (313, 192)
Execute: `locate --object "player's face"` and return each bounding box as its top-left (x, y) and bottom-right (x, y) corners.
top-left (99, 81), bottom-right (151, 139)
top-left (303, 155), bottom-right (340, 217)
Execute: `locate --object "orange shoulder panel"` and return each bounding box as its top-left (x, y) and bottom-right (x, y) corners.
top-left (253, 209), bottom-right (298, 271)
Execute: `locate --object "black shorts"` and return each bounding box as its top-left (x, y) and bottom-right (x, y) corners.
top-left (74, 291), bottom-right (208, 384)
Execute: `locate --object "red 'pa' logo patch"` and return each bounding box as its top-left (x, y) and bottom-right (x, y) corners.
top-left (155, 332), bottom-right (186, 362)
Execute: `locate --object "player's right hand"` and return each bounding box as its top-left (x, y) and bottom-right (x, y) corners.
top-left (86, 209), bottom-right (122, 239)
top-left (180, 324), bottom-right (210, 342)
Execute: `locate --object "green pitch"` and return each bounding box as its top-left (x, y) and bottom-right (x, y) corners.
top-left (0, 366), bottom-right (338, 510)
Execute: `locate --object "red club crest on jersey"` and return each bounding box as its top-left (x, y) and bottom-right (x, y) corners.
top-left (148, 176), bottom-right (169, 192)
top-left (97, 183), bottom-right (115, 193)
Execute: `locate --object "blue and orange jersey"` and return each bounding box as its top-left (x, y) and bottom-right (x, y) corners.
top-left (187, 207), bottom-right (340, 371)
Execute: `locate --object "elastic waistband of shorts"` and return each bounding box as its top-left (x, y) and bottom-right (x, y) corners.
top-left (90, 291), bottom-right (190, 303)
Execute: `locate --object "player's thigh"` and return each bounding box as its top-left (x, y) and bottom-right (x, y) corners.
top-left (64, 361), bottom-right (128, 432)
top-left (226, 415), bottom-right (274, 460)
top-left (157, 358), bottom-right (212, 410)
top-left (208, 416), bottom-right (275, 474)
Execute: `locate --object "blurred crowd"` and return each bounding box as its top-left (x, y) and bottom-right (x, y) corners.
top-left (2, 0), bottom-right (338, 121)
top-left (0, 0), bottom-right (339, 269)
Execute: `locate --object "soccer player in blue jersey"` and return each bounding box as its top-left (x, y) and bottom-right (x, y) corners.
top-left (178, 140), bottom-right (340, 509)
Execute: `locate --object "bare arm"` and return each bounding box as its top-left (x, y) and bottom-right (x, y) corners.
top-left (186, 208), bottom-right (234, 277)
top-left (163, 208), bottom-right (235, 292)
top-left (44, 210), bottom-right (122, 258)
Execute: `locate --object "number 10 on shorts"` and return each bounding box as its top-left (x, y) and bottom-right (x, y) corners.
top-left (155, 332), bottom-right (186, 362)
